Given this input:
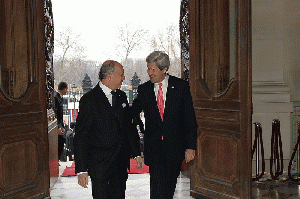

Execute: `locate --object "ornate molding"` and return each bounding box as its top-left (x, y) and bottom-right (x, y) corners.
top-left (44, 0), bottom-right (55, 110)
top-left (180, 0), bottom-right (190, 81)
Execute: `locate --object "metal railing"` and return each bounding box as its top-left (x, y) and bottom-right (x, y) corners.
top-left (252, 122), bottom-right (265, 181)
top-left (270, 119), bottom-right (284, 180)
top-left (288, 122), bottom-right (300, 182)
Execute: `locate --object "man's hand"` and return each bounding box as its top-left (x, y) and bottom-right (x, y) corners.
top-left (135, 156), bottom-right (144, 170)
top-left (78, 173), bottom-right (89, 188)
top-left (185, 149), bottom-right (195, 163)
top-left (57, 128), bottom-right (66, 135)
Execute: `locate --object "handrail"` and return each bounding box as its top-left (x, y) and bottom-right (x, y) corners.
top-left (270, 119), bottom-right (284, 180)
top-left (251, 122), bottom-right (265, 181)
top-left (288, 122), bottom-right (300, 182)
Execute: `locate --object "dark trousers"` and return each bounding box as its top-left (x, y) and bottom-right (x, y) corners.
top-left (91, 148), bottom-right (128, 199)
top-left (91, 175), bottom-right (126, 199)
top-left (149, 159), bottom-right (182, 199)
top-left (58, 135), bottom-right (65, 160)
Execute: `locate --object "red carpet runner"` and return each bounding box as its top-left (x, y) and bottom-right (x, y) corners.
top-left (61, 161), bottom-right (77, 177)
top-left (128, 159), bottom-right (149, 174)
top-left (61, 159), bottom-right (149, 177)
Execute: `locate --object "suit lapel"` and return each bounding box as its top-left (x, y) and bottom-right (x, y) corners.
top-left (94, 84), bottom-right (116, 119)
top-left (164, 76), bottom-right (176, 121)
top-left (147, 83), bottom-right (162, 120)
top-left (149, 83), bottom-right (157, 104)
top-left (113, 90), bottom-right (124, 123)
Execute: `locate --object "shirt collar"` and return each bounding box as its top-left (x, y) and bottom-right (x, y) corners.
top-left (99, 81), bottom-right (113, 96)
top-left (155, 74), bottom-right (169, 87)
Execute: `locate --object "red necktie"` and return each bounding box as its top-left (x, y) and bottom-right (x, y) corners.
top-left (157, 83), bottom-right (164, 120)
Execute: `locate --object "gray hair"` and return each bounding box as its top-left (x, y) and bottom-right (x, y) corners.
top-left (98, 60), bottom-right (116, 80)
top-left (146, 51), bottom-right (170, 71)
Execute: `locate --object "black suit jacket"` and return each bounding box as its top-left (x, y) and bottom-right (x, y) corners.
top-left (131, 75), bottom-right (198, 166)
top-left (54, 91), bottom-right (64, 129)
top-left (74, 84), bottom-right (140, 180)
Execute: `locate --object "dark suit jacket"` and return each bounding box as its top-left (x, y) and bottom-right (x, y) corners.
top-left (54, 91), bottom-right (64, 129)
top-left (74, 84), bottom-right (141, 180)
top-left (131, 75), bottom-right (198, 166)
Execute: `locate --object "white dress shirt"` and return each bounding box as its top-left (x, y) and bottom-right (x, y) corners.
top-left (154, 74), bottom-right (169, 106)
top-left (99, 81), bottom-right (114, 106)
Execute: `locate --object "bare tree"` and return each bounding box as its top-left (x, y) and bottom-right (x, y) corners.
top-left (115, 24), bottom-right (149, 64)
top-left (133, 59), bottom-right (148, 84)
top-left (54, 26), bottom-right (87, 87)
top-left (53, 59), bottom-right (100, 89)
top-left (150, 23), bottom-right (181, 77)
top-left (150, 23), bottom-right (180, 58)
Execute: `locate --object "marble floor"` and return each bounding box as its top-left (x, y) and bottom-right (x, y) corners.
top-left (252, 176), bottom-right (300, 199)
top-left (51, 160), bottom-right (300, 199)
top-left (50, 160), bottom-right (194, 199)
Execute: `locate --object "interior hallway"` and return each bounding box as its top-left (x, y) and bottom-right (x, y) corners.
top-left (50, 160), bottom-right (194, 199)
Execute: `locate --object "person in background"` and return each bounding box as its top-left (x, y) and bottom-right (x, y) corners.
top-left (130, 51), bottom-right (198, 199)
top-left (66, 122), bottom-right (75, 161)
top-left (54, 81), bottom-right (68, 162)
top-left (74, 60), bottom-right (144, 198)
top-left (64, 120), bottom-right (70, 133)
top-left (69, 122), bottom-right (76, 136)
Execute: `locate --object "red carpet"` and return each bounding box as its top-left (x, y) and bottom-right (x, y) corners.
top-left (61, 159), bottom-right (149, 177)
top-left (128, 159), bottom-right (149, 174)
top-left (61, 161), bottom-right (77, 177)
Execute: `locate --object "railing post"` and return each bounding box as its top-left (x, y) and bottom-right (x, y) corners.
top-left (288, 122), bottom-right (300, 181)
top-left (252, 122), bottom-right (265, 181)
top-left (270, 119), bottom-right (283, 180)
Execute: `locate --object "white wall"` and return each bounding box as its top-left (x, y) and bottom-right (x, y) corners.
top-left (252, 0), bottom-right (300, 173)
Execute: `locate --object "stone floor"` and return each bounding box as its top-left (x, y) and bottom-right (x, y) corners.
top-left (252, 176), bottom-right (300, 199)
top-left (50, 160), bottom-right (194, 199)
top-left (50, 160), bottom-right (300, 198)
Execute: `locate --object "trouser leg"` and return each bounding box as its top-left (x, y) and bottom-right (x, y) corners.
top-left (91, 178), bottom-right (109, 199)
top-left (58, 135), bottom-right (65, 160)
top-left (149, 160), bottom-right (182, 199)
top-left (91, 173), bottom-right (127, 199)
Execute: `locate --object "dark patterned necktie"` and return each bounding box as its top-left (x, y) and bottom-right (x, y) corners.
top-left (111, 90), bottom-right (121, 125)
top-left (111, 90), bottom-right (117, 107)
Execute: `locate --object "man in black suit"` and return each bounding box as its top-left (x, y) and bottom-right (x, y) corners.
top-left (66, 122), bottom-right (75, 161)
top-left (54, 81), bottom-right (68, 161)
top-left (131, 51), bottom-right (198, 199)
top-left (74, 60), bottom-right (144, 199)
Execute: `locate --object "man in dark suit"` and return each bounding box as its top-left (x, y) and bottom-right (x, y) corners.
top-left (66, 122), bottom-right (75, 161)
top-left (74, 60), bottom-right (144, 199)
top-left (131, 51), bottom-right (198, 199)
top-left (54, 81), bottom-right (68, 161)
